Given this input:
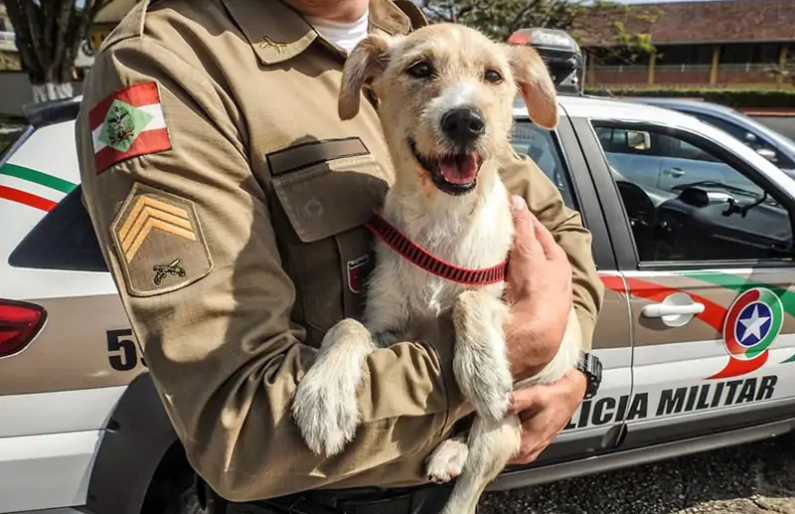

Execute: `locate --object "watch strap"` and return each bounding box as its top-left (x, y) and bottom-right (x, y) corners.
top-left (577, 351), bottom-right (602, 400)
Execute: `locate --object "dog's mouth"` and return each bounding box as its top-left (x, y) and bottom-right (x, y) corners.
top-left (409, 139), bottom-right (483, 196)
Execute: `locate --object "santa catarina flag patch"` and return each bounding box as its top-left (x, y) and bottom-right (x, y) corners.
top-left (90, 82), bottom-right (172, 173)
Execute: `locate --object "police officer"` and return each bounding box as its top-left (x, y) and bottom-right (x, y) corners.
top-left (74, 0), bottom-right (605, 512)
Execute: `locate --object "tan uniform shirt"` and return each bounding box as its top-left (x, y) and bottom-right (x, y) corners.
top-left (75, 0), bottom-right (605, 502)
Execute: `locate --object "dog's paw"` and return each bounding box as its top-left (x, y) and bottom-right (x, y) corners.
top-left (291, 367), bottom-right (364, 457)
top-left (291, 318), bottom-right (375, 456)
top-left (426, 438), bottom-right (469, 484)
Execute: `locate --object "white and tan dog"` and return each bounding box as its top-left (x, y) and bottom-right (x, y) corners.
top-left (291, 23), bottom-right (582, 514)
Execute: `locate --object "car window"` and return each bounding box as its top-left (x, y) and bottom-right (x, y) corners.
top-left (591, 121), bottom-right (795, 265)
top-left (8, 185), bottom-right (109, 272)
top-left (595, 126), bottom-right (718, 163)
top-left (510, 121), bottom-right (577, 210)
top-left (0, 126), bottom-right (29, 162)
top-left (694, 113), bottom-right (795, 169)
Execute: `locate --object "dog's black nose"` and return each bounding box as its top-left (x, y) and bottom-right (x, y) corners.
top-left (441, 107), bottom-right (485, 143)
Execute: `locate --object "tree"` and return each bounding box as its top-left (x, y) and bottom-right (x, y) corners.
top-left (5, 0), bottom-right (113, 103)
top-left (417, 0), bottom-right (659, 65)
top-left (418, 0), bottom-right (583, 41)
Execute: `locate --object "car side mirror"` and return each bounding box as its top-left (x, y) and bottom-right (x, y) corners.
top-left (627, 130), bottom-right (651, 150)
top-left (756, 147), bottom-right (778, 163)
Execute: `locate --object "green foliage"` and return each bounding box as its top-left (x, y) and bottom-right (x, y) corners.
top-left (418, 0), bottom-right (585, 41)
top-left (418, 0), bottom-right (659, 66)
top-left (573, 0), bottom-right (662, 65)
top-left (584, 87), bottom-right (795, 109)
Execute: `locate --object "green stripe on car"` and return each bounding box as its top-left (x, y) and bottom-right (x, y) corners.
top-left (684, 270), bottom-right (795, 317)
top-left (0, 163), bottom-right (77, 194)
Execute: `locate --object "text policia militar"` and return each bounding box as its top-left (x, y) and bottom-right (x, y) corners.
top-left (564, 375), bottom-right (778, 430)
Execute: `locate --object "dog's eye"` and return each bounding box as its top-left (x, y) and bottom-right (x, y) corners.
top-left (484, 69), bottom-right (503, 84)
top-left (407, 61), bottom-right (433, 79)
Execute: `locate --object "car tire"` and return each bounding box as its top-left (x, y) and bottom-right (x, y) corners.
top-left (145, 470), bottom-right (206, 514)
top-left (167, 483), bottom-right (204, 514)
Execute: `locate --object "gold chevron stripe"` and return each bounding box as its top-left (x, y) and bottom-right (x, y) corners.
top-left (119, 196), bottom-right (197, 263)
top-left (124, 218), bottom-right (197, 262)
top-left (120, 206), bottom-right (193, 250)
top-left (119, 196), bottom-right (190, 241)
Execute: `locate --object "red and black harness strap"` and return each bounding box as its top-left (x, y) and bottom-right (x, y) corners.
top-left (363, 214), bottom-right (508, 286)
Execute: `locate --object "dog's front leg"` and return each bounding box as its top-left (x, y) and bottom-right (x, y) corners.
top-left (291, 319), bottom-right (375, 457)
top-left (438, 415), bottom-right (522, 514)
top-left (452, 290), bottom-right (513, 422)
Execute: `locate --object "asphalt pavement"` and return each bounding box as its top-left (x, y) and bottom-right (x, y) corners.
top-left (478, 432), bottom-right (795, 514)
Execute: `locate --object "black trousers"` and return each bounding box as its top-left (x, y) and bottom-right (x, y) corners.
top-left (198, 477), bottom-right (457, 514)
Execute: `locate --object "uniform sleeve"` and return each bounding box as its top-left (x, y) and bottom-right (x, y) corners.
top-left (75, 37), bottom-right (468, 502)
top-left (501, 152), bottom-right (605, 352)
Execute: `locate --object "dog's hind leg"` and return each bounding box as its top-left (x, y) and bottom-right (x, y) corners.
top-left (438, 415), bottom-right (522, 514)
top-left (291, 319), bottom-right (376, 457)
top-left (452, 290), bottom-right (513, 422)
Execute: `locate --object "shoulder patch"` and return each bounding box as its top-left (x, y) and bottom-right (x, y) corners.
top-left (90, 82), bottom-right (172, 174)
top-left (110, 183), bottom-right (213, 297)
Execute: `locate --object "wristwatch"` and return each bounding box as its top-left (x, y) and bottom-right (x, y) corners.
top-left (575, 351), bottom-right (602, 400)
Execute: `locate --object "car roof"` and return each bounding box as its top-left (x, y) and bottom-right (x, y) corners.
top-left (513, 93), bottom-right (710, 128)
top-left (630, 97), bottom-right (739, 115)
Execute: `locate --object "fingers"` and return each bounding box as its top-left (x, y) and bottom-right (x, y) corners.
top-left (531, 215), bottom-right (566, 261)
top-left (509, 195), bottom-right (538, 257)
top-left (510, 195), bottom-right (566, 263)
top-left (507, 387), bottom-right (540, 416)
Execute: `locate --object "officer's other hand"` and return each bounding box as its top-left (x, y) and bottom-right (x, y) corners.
top-left (504, 195), bottom-right (573, 381)
top-left (506, 369), bottom-right (586, 464)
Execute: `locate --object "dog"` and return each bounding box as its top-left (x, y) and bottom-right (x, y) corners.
top-left (291, 23), bottom-right (582, 514)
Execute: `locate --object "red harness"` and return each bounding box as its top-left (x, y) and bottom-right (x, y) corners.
top-left (363, 214), bottom-right (509, 286)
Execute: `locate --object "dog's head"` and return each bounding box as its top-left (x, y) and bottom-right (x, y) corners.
top-left (339, 23), bottom-right (558, 198)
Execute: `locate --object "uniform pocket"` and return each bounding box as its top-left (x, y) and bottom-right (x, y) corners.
top-left (270, 153), bottom-right (388, 346)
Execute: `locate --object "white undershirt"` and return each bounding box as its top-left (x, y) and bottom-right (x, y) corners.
top-left (305, 9), bottom-right (370, 53)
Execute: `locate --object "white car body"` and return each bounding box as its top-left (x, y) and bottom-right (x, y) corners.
top-left (1, 93), bottom-right (794, 513)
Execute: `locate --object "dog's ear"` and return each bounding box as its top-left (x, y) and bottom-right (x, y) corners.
top-left (504, 44), bottom-right (559, 130)
top-left (339, 33), bottom-right (391, 120)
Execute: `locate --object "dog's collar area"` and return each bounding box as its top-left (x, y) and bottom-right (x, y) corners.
top-left (364, 214), bottom-right (508, 286)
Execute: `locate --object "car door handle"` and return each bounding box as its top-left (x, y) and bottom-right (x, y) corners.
top-left (640, 292), bottom-right (704, 328)
top-left (664, 167), bottom-right (685, 177)
top-left (642, 303), bottom-right (704, 317)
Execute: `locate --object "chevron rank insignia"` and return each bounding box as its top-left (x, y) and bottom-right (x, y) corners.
top-left (110, 183), bottom-right (213, 296)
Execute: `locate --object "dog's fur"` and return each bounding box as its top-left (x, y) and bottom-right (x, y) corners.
top-left (291, 23), bottom-right (582, 514)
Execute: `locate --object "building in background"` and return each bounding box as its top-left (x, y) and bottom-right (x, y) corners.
top-left (578, 0), bottom-right (794, 90)
top-left (0, 1), bottom-right (21, 71)
top-left (90, 0), bottom-right (138, 53)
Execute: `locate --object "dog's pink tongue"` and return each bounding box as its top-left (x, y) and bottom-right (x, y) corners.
top-left (440, 153), bottom-right (479, 184)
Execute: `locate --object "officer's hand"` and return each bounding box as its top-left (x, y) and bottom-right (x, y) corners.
top-left (504, 195), bottom-right (573, 381)
top-left (506, 369), bottom-right (586, 464)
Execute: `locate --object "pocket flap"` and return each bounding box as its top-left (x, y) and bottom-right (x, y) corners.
top-left (272, 156), bottom-right (389, 243)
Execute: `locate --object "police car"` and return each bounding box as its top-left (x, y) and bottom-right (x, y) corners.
top-left (2, 28), bottom-right (795, 514)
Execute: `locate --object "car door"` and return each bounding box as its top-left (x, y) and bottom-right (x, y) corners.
top-left (573, 116), bottom-right (795, 451)
top-left (655, 135), bottom-right (758, 192)
top-left (592, 125), bottom-right (664, 189)
top-left (505, 111), bottom-right (633, 468)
